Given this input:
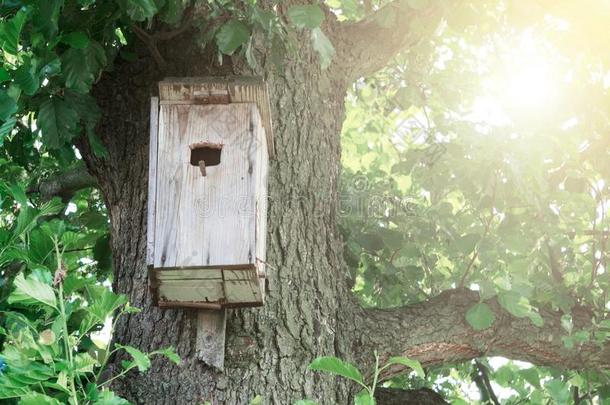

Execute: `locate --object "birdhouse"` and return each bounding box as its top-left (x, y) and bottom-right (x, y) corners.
top-left (147, 77), bottom-right (273, 310)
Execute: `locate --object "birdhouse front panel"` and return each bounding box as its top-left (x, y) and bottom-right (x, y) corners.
top-left (147, 78), bottom-right (272, 309)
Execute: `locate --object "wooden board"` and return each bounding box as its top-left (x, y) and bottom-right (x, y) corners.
top-left (158, 77), bottom-right (275, 158)
top-left (196, 310), bottom-right (226, 370)
top-left (151, 265), bottom-right (263, 308)
top-left (254, 107), bottom-right (268, 290)
top-left (153, 103), bottom-right (264, 269)
top-left (146, 97), bottom-right (159, 267)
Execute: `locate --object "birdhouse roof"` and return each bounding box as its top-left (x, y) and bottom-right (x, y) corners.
top-left (159, 76), bottom-right (275, 158)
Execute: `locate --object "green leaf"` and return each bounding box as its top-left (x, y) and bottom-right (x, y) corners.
top-left (519, 367), bottom-right (541, 389)
top-left (386, 356), bottom-right (425, 378)
top-left (0, 9), bottom-right (27, 55)
top-left (38, 96), bottom-right (80, 148)
top-left (0, 90), bottom-right (18, 121)
top-left (310, 28), bottom-right (334, 69)
top-left (61, 41), bottom-right (107, 93)
top-left (293, 401), bottom-right (319, 405)
top-left (465, 303), bottom-right (496, 331)
top-left (8, 273), bottom-right (57, 309)
top-left (73, 352), bottom-right (99, 373)
top-left (84, 284), bottom-right (128, 324)
top-left (497, 291), bottom-right (530, 318)
top-left (249, 395), bottom-right (263, 405)
top-left (215, 20), bottom-right (250, 55)
top-left (93, 389), bottom-right (131, 405)
top-left (545, 379), bottom-right (570, 404)
top-left (451, 233), bottom-right (479, 255)
top-left (287, 5), bottom-right (325, 29)
top-left (61, 31), bottom-right (90, 49)
top-left (0, 117), bottom-right (17, 144)
top-left (117, 344), bottom-right (151, 372)
top-left (41, 58), bottom-right (62, 77)
top-left (32, 0), bottom-right (63, 40)
top-left (18, 392), bottom-right (62, 405)
top-left (0, 67), bottom-right (10, 82)
top-left (152, 346), bottom-right (181, 365)
top-left (527, 311), bottom-right (544, 327)
top-left (309, 356), bottom-right (363, 384)
top-left (354, 390), bottom-right (375, 405)
top-left (14, 59), bottom-right (40, 96)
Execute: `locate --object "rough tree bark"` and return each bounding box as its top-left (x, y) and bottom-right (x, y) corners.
top-left (74, 2), bottom-right (609, 404)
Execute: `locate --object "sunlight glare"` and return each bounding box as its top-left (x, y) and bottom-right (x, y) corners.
top-left (472, 30), bottom-right (563, 126)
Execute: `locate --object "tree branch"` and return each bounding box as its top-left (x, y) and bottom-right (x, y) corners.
top-left (333, 1), bottom-right (446, 81)
top-left (28, 166), bottom-right (97, 201)
top-left (350, 289), bottom-right (609, 379)
top-left (474, 359), bottom-right (500, 405)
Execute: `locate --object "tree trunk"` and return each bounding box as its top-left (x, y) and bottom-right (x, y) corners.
top-left (80, 22), bottom-right (362, 403)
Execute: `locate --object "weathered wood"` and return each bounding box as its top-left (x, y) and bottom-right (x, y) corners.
top-left (154, 103), bottom-right (262, 268)
top-left (196, 309), bottom-right (227, 370)
top-left (151, 265), bottom-right (263, 307)
top-left (158, 77), bottom-right (275, 158)
top-left (146, 97), bottom-right (159, 267)
top-left (254, 108), bottom-right (269, 298)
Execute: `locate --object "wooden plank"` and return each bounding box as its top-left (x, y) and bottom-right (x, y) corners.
top-left (159, 301), bottom-right (222, 310)
top-left (254, 108), bottom-right (269, 302)
top-left (196, 310), bottom-right (227, 370)
top-left (146, 97), bottom-right (159, 267)
top-left (158, 280), bottom-right (224, 302)
top-left (223, 268), bottom-right (257, 281)
top-left (158, 77), bottom-right (275, 158)
top-left (156, 268), bottom-right (223, 280)
top-left (225, 280), bottom-right (262, 302)
top-left (154, 104), bottom-right (259, 271)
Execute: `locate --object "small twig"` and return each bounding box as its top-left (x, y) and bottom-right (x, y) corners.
top-left (475, 360), bottom-right (500, 405)
top-left (130, 5), bottom-right (195, 70)
top-left (131, 24), bottom-right (167, 70)
top-left (458, 250), bottom-right (479, 289)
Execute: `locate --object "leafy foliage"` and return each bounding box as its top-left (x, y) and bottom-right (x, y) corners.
top-left (307, 353), bottom-right (424, 405)
top-left (0, 182), bottom-right (179, 403)
top-left (337, 0), bottom-right (610, 402)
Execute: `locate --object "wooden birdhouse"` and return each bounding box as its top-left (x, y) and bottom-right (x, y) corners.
top-left (147, 77), bottom-right (273, 310)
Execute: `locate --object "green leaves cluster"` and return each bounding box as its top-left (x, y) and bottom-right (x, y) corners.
top-left (0, 190), bottom-right (180, 404)
top-left (301, 354), bottom-right (424, 405)
top-left (338, 0), bottom-right (610, 402)
top-left (206, 2), bottom-right (334, 70)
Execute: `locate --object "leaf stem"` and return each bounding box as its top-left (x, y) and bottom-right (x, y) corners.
top-left (55, 238), bottom-right (79, 405)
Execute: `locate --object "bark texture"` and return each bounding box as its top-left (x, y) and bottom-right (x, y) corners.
top-left (77, 2), bottom-right (609, 404)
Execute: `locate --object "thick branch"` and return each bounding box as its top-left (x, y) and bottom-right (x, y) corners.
top-left (352, 289), bottom-right (609, 378)
top-left (29, 166), bottom-right (97, 201)
top-left (333, 0), bottom-right (446, 80)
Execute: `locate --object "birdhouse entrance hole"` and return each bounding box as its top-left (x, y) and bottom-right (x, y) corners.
top-left (190, 142), bottom-right (223, 176)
